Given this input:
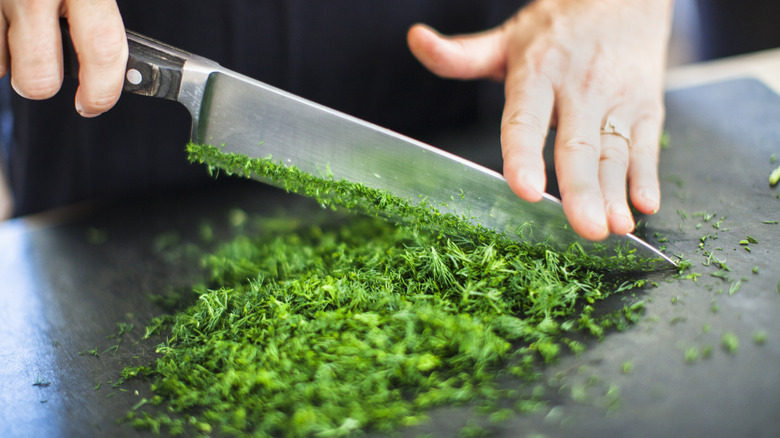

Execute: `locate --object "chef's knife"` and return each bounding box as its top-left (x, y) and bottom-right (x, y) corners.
top-left (62, 24), bottom-right (676, 270)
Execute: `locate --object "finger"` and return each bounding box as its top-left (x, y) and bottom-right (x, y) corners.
top-left (407, 23), bottom-right (506, 81)
top-left (501, 73), bottom-right (554, 203)
top-left (627, 114), bottom-right (663, 215)
top-left (66, 0), bottom-right (127, 117)
top-left (554, 105), bottom-right (609, 241)
top-left (6, 1), bottom-right (63, 99)
top-left (598, 131), bottom-right (634, 235)
top-left (0, 15), bottom-right (9, 78)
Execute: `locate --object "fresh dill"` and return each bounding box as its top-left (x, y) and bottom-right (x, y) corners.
top-left (117, 143), bottom-right (664, 436)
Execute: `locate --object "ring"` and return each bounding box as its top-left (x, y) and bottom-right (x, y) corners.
top-left (601, 116), bottom-right (632, 147)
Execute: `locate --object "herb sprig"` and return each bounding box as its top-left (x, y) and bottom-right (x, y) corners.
top-left (121, 144), bottom-right (659, 436)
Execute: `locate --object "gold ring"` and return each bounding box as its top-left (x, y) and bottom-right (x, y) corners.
top-left (601, 116), bottom-right (632, 147)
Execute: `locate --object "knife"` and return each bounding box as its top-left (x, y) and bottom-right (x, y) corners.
top-left (61, 24), bottom-right (676, 270)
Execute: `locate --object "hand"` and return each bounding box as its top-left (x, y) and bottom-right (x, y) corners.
top-left (408, 0), bottom-right (673, 240)
top-left (0, 0), bottom-right (127, 117)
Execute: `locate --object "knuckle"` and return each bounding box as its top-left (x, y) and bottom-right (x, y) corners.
top-left (79, 24), bottom-right (127, 67)
top-left (634, 97), bottom-right (665, 120)
top-left (600, 144), bottom-right (629, 168)
top-left (503, 110), bottom-right (547, 134)
top-left (559, 137), bottom-right (599, 156)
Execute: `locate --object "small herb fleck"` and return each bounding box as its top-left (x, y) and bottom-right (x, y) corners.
top-left (684, 346), bottom-right (700, 364)
top-left (752, 331), bottom-right (768, 345)
top-left (721, 332), bottom-right (740, 355)
top-left (770, 165), bottom-right (780, 187)
top-left (33, 377), bottom-right (51, 388)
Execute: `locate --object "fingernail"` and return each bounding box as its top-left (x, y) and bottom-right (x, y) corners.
top-left (608, 202), bottom-right (635, 234)
top-left (10, 79), bottom-right (28, 99)
top-left (640, 189), bottom-right (660, 214)
top-left (584, 201), bottom-right (609, 239)
top-left (75, 99), bottom-right (99, 118)
top-left (523, 170), bottom-right (545, 198)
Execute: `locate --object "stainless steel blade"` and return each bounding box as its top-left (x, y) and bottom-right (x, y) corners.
top-left (177, 57), bottom-right (675, 270)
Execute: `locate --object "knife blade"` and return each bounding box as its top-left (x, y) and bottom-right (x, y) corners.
top-left (63, 25), bottom-right (676, 270)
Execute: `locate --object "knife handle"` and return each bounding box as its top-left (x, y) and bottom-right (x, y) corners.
top-left (60, 19), bottom-right (188, 101)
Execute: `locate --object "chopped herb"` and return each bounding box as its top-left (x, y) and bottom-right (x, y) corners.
top-left (669, 316), bottom-right (687, 325)
top-left (721, 332), bottom-right (740, 355)
top-left (763, 220), bottom-right (778, 224)
top-left (107, 322), bottom-right (135, 339)
top-left (620, 362), bottom-right (634, 374)
top-left (186, 143), bottom-right (660, 271)
top-left (132, 398), bottom-right (150, 411)
top-left (115, 143), bottom-right (666, 436)
top-left (79, 347), bottom-right (100, 358)
top-left (660, 132), bottom-right (671, 149)
top-left (684, 346), bottom-right (699, 364)
top-left (752, 331), bottom-right (768, 345)
top-left (33, 377), bottom-right (51, 388)
top-left (85, 227), bottom-right (109, 245)
top-left (710, 299), bottom-right (720, 313)
top-left (728, 279), bottom-right (743, 295)
top-left (770, 165), bottom-right (780, 187)
top-left (712, 216), bottom-right (727, 230)
top-left (692, 211), bottom-right (716, 222)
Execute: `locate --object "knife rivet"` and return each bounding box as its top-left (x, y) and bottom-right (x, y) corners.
top-left (126, 68), bottom-right (143, 85)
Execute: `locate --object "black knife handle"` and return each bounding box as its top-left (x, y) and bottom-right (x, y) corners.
top-left (60, 19), bottom-right (189, 101)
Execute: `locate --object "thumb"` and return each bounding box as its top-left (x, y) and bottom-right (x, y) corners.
top-left (407, 23), bottom-right (507, 82)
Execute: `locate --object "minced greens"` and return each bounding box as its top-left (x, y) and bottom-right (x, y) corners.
top-left (185, 143), bottom-right (661, 272)
top-left (122, 143), bottom-right (656, 436)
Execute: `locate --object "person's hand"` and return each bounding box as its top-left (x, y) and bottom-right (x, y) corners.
top-left (0, 0), bottom-right (127, 117)
top-left (408, 0), bottom-right (673, 241)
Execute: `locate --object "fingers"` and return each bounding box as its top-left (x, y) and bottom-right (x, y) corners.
top-left (66, 1), bottom-right (127, 117)
top-left (1, 0), bottom-right (127, 117)
top-left (406, 23), bottom-right (558, 205)
top-left (556, 107), bottom-right (663, 240)
top-left (598, 130), bottom-right (634, 235)
top-left (553, 106), bottom-right (612, 241)
top-left (0, 13), bottom-right (9, 78)
top-left (627, 114), bottom-right (663, 215)
top-left (407, 23), bottom-right (506, 81)
top-left (5, 0), bottom-right (64, 100)
top-left (501, 73), bottom-right (554, 203)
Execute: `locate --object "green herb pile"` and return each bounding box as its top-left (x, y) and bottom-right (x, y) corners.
top-left (123, 144), bottom-right (652, 436)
